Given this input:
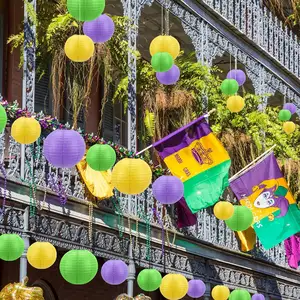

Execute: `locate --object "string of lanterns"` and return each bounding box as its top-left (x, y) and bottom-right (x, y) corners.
top-left (0, 235), bottom-right (266, 300)
top-left (279, 103), bottom-right (297, 134)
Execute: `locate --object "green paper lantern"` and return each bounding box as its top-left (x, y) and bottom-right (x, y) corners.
top-left (67, 0), bottom-right (105, 21)
top-left (0, 234), bottom-right (24, 261)
top-left (151, 52), bottom-right (174, 72)
top-left (137, 269), bottom-right (162, 292)
top-left (278, 109), bottom-right (291, 121)
top-left (0, 105), bottom-right (7, 133)
top-left (225, 206), bottom-right (253, 231)
top-left (60, 250), bottom-right (98, 285)
top-left (86, 144), bottom-right (116, 171)
top-left (221, 79), bottom-right (239, 95)
top-left (229, 289), bottom-right (251, 300)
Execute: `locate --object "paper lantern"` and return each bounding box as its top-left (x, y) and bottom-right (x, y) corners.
top-left (227, 96), bottom-right (245, 112)
top-left (67, 0), bottom-right (105, 21)
top-left (283, 121), bottom-right (296, 134)
top-left (83, 14), bottom-right (115, 43)
top-left (187, 279), bottom-right (206, 298)
top-left (27, 242), bottom-right (57, 269)
top-left (156, 65), bottom-right (180, 85)
top-left (152, 175), bottom-right (184, 205)
top-left (0, 234), bottom-right (24, 261)
top-left (211, 285), bottom-right (230, 300)
top-left (151, 52), bottom-right (174, 73)
top-left (137, 269), bottom-right (162, 292)
top-left (11, 117), bottom-right (41, 145)
top-left (221, 79), bottom-right (239, 95)
top-left (0, 104), bottom-right (7, 132)
top-left (160, 274), bottom-right (188, 300)
top-left (101, 260), bottom-right (128, 285)
top-left (225, 205), bottom-right (253, 231)
top-left (43, 129), bottom-right (85, 168)
top-left (111, 158), bottom-right (152, 195)
top-left (283, 103), bottom-right (297, 115)
top-left (278, 109), bottom-right (291, 121)
top-left (64, 35), bottom-right (95, 62)
top-left (226, 69), bottom-right (246, 86)
top-left (252, 294), bottom-right (265, 300)
top-left (229, 289), bottom-right (251, 300)
top-left (60, 250), bottom-right (98, 285)
top-left (214, 201), bottom-right (234, 220)
top-left (86, 144), bottom-right (116, 171)
top-left (150, 35), bottom-right (180, 59)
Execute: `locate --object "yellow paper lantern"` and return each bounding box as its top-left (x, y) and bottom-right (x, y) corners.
top-left (214, 201), bottom-right (234, 220)
top-left (212, 285), bottom-right (230, 300)
top-left (111, 158), bottom-right (152, 195)
top-left (27, 242), bottom-right (57, 269)
top-left (160, 274), bottom-right (188, 300)
top-left (64, 35), bottom-right (95, 62)
top-left (11, 117), bottom-right (41, 145)
top-left (149, 35), bottom-right (180, 59)
top-left (283, 121), bottom-right (296, 134)
top-left (227, 96), bottom-right (245, 112)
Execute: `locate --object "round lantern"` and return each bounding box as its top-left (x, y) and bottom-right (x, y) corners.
top-left (211, 285), bottom-right (230, 300)
top-left (43, 129), bottom-right (85, 168)
top-left (283, 121), bottom-right (296, 134)
top-left (111, 158), bottom-right (152, 195)
top-left (160, 274), bottom-right (188, 300)
top-left (221, 79), bottom-right (239, 95)
top-left (137, 269), bottom-right (162, 292)
top-left (156, 65), bottom-right (180, 85)
top-left (27, 242), bottom-right (57, 269)
top-left (226, 69), bottom-right (246, 86)
top-left (0, 104), bottom-right (7, 132)
top-left (283, 103), bottom-right (297, 115)
top-left (60, 250), bottom-right (98, 285)
top-left (252, 294), bottom-right (265, 300)
top-left (0, 234), bottom-right (24, 261)
top-left (64, 35), bottom-right (95, 62)
top-left (11, 117), bottom-right (41, 145)
top-left (150, 35), bottom-right (180, 59)
top-left (101, 259), bottom-right (128, 285)
top-left (152, 175), bottom-right (184, 205)
top-left (67, 0), bottom-right (105, 21)
top-left (227, 96), bottom-right (245, 112)
top-left (278, 109), bottom-right (291, 121)
top-left (83, 14), bottom-right (115, 43)
top-left (225, 205), bottom-right (253, 231)
top-left (214, 201), bottom-right (234, 220)
top-left (229, 289), bottom-right (251, 300)
top-left (187, 279), bottom-right (206, 298)
top-left (86, 144), bottom-right (116, 171)
top-left (151, 52), bottom-right (174, 73)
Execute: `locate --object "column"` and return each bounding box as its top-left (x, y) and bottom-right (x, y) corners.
top-left (127, 243), bottom-right (136, 297)
top-left (19, 207), bottom-right (30, 281)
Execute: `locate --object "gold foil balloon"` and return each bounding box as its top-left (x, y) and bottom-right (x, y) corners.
top-left (0, 277), bottom-right (44, 300)
top-left (283, 121), bottom-right (296, 134)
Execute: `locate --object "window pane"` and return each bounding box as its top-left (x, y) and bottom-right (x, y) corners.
top-left (122, 121), bottom-right (128, 147)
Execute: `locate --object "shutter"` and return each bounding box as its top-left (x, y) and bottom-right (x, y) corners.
top-left (34, 61), bottom-right (52, 115)
top-left (102, 96), bottom-right (114, 141)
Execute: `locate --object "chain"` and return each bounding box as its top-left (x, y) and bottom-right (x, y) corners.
top-left (88, 202), bottom-right (93, 243)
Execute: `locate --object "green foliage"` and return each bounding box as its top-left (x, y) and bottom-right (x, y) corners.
top-left (144, 110), bottom-right (155, 137)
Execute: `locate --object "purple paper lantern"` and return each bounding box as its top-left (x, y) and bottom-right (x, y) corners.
top-left (83, 14), bottom-right (115, 43)
top-left (101, 260), bottom-right (128, 285)
top-left (156, 65), bottom-right (180, 85)
top-left (187, 279), bottom-right (206, 298)
top-left (283, 103), bottom-right (297, 115)
top-left (252, 294), bottom-right (265, 300)
top-left (43, 129), bottom-right (85, 168)
top-left (227, 69), bottom-right (246, 86)
top-left (152, 175), bottom-right (184, 205)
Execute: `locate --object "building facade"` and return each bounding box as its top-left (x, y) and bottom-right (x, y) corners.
top-left (0, 0), bottom-right (300, 299)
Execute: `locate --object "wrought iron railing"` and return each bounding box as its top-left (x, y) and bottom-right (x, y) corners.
top-left (202, 0), bottom-right (300, 79)
top-left (0, 130), bottom-right (289, 268)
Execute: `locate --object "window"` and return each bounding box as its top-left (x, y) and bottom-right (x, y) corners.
top-left (113, 99), bottom-right (128, 147)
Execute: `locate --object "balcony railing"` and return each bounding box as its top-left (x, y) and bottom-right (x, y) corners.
top-left (0, 129), bottom-right (289, 269)
top-left (202, 0), bottom-right (300, 79)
